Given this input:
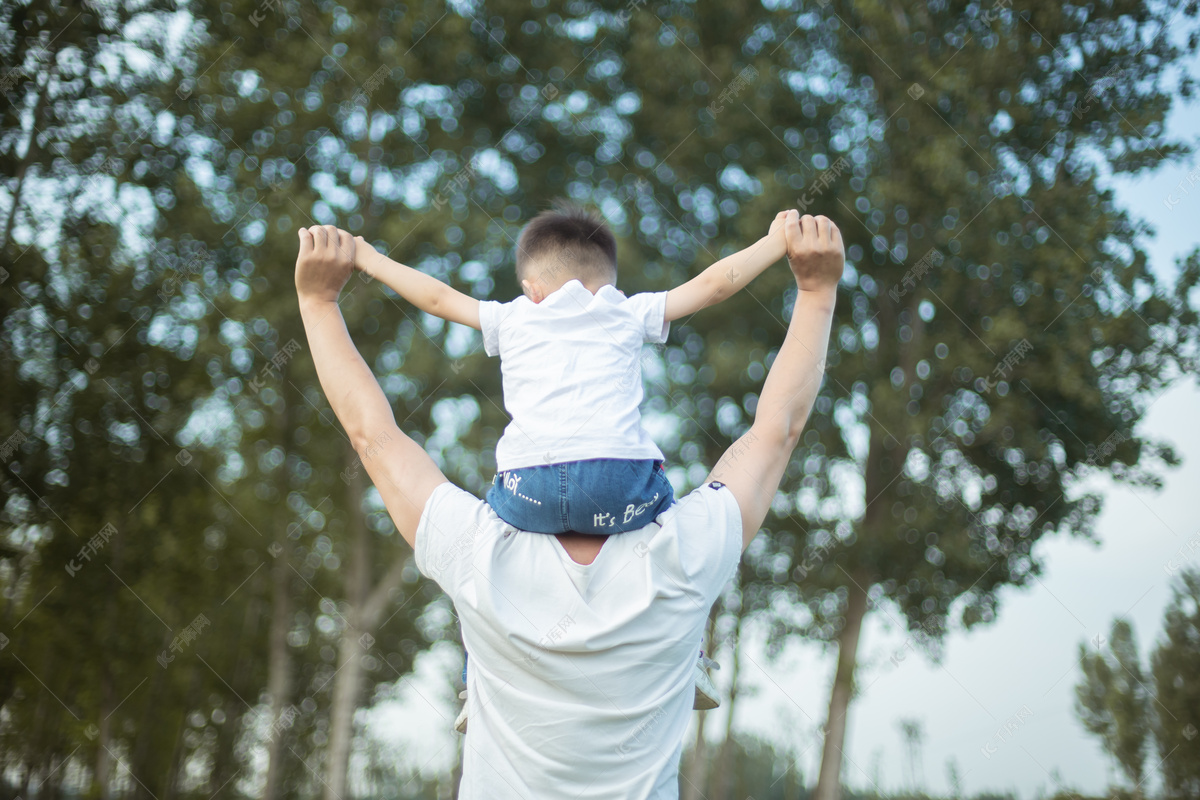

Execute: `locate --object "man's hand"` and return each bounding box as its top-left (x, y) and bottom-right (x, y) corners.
top-left (296, 225), bottom-right (355, 304)
top-left (784, 212), bottom-right (844, 293)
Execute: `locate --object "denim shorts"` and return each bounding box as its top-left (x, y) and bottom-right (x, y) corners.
top-left (486, 458), bottom-right (675, 535)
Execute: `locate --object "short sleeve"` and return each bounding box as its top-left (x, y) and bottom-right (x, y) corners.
top-left (478, 300), bottom-right (506, 357)
top-left (622, 291), bottom-right (670, 344)
top-left (414, 482), bottom-right (497, 598)
top-left (663, 482), bottom-right (742, 604)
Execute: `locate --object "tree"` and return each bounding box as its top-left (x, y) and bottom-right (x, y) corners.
top-left (0, 1), bottom-right (241, 796)
top-left (1075, 618), bottom-right (1152, 796)
top-left (1151, 568), bottom-right (1200, 799)
top-left (897, 717), bottom-right (925, 792)
top-left (5, 0), bottom-right (1199, 796)
top-left (2, 0), bottom-right (448, 795)
top-left (681, 733), bottom-right (805, 800)
top-left (946, 755), bottom-right (963, 799)
top-left (704, 4), bottom-right (1200, 798)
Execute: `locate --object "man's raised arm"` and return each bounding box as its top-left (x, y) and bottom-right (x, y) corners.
top-left (295, 225), bottom-right (448, 548)
top-left (706, 211), bottom-right (844, 548)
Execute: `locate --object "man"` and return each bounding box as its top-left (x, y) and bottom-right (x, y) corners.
top-left (294, 209), bottom-right (843, 798)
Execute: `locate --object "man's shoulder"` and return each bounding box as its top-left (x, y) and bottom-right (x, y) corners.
top-left (666, 480), bottom-right (740, 520)
top-left (414, 483), bottom-right (507, 587)
top-left (653, 482), bottom-right (743, 589)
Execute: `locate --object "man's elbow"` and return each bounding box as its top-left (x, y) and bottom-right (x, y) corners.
top-left (752, 416), bottom-right (805, 456)
top-left (349, 429), bottom-right (375, 458)
top-left (340, 403), bottom-right (392, 458)
top-left (349, 421), bottom-right (402, 473)
top-left (785, 398), bottom-right (820, 446)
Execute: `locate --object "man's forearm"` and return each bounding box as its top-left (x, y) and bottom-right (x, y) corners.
top-left (753, 286), bottom-right (836, 445)
top-left (299, 297), bottom-right (398, 450)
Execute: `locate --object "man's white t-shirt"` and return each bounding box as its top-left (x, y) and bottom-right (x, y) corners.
top-left (414, 480), bottom-right (743, 799)
top-left (478, 280), bottom-right (669, 471)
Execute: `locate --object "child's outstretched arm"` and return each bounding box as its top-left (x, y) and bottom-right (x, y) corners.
top-left (662, 210), bottom-right (789, 322)
top-left (354, 235), bottom-right (481, 330)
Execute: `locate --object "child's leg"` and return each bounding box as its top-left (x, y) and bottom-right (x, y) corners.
top-left (563, 458), bottom-right (675, 534)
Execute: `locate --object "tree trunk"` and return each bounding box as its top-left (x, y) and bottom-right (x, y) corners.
top-left (449, 737), bottom-right (464, 800)
top-left (713, 600), bottom-right (746, 800)
top-left (682, 709), bottom-right (711, 800)
top-left (94, 512), bottom-right (124, 800)
top-left (44, 752), bottom-right (64, 800)
top-left (209, 576), bottom-right (263, 799)
top-left (324, 447), bottom-right (372, 800)
top-left (95, 671), bottom-right (114, 800)
top-left (265, 362), bottom-right (298, 800)
top-left (324, 444), bottom-right (414, 800)
top-left (163, 667), bottom-right (202, 800)
top-left (1, 64), bottom-right (54, 252)
top-left (325, 618), bottom-right (367, 800)
top-left (130, 630), bottom-right (173, 799)
top-left (811, 572), bottom-right (870, 800)
top-left (681, 602), bottom-right (721, 800)
top-left (263, 520), bottom-right (294, 800)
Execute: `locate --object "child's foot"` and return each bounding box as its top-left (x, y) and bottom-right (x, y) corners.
top-left (693, 653), bottom-right (721, 710)
top-left (454, 690), bottom-right (468, 734)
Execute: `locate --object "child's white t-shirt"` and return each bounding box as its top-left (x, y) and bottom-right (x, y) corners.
top-left (478, 279), bottom-right (669, 471)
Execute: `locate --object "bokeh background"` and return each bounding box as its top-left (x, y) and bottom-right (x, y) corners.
top-left (3, 1), bottom-right (1200, 799)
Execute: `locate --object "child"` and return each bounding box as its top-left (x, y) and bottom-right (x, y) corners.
top-left (351, 201), bottom-right (789, 729)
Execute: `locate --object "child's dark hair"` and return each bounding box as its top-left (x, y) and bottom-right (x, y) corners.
top-left (515, 199), bottom-right (618, 286)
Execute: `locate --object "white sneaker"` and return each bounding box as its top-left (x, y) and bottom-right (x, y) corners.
top-left (453, 690), bottom-right (468, 734)
top-left (694, 653), bottom-right (721, 711)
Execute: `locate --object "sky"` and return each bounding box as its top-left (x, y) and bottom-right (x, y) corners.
top-left (362, 35), bottom-right (1200, 800)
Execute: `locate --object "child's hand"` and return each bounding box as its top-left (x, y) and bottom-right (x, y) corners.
top-left (768, 210), bottom-right (788, 239)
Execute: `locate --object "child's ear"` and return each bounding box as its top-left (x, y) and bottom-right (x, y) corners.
top-left (521, 279), bottom-right (545, 304)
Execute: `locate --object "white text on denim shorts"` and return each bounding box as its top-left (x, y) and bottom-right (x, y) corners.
top-left (593, 492), bottom-right (660, 528)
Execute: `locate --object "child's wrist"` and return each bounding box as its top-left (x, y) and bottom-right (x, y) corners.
top-left (765, 230), bottom-right (788, 259)
top-left (354, 248), bottom-right (380, 273)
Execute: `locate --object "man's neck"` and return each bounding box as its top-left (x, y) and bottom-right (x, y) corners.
top-left (555, 533), bottom-right (608, 565)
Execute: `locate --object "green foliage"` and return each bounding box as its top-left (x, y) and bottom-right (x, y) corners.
top-left (1151, 569), bottom-right (1200, 799)
top-left (2, 0), bottom-right (1198, 796)
top-left (680, 733), bottom-right (806, 800)
top-left (0, 0), bottom-right (453, 795)
top-left (1074, 619), bottom-right (1152, 790)
top-left (737, 0), bottom-right (1200, 652)
top-left (1074, 571), bottom-right (1200, 799)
